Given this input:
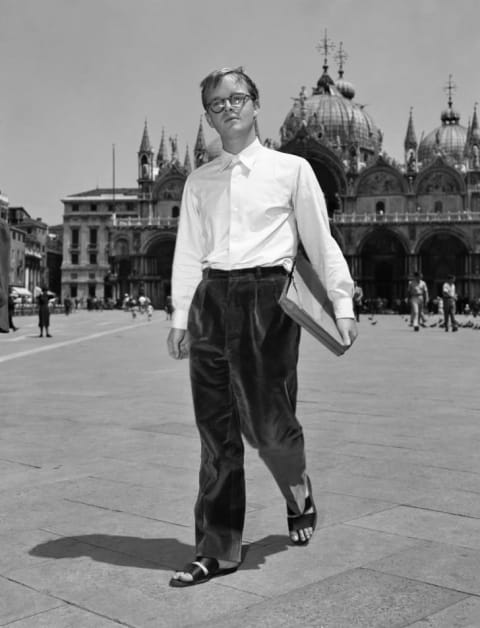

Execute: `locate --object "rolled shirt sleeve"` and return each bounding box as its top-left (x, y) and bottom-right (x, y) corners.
top-left (293, 159), bottom-right (354, 319)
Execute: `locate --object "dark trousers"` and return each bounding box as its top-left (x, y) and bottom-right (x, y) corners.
top-left (443, 297), bottom-right (457, 330)
top-left (188, 267), bottom-right (307, 563)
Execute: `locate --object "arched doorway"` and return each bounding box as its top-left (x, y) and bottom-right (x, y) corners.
top-left (419, 233), bottom-right (468, 298)
top-left (308, 159), bottom-right (342, 216)
top-left (143, 237), bottom-right (176, 308)
top-left (360, 229), bottom-right (407, 306)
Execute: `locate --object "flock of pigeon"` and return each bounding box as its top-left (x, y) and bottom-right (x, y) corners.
top-left (363, 315), bottom-right (480, 329)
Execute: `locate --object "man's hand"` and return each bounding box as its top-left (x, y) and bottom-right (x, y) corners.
top-left (167, 327), bottom-right (191, 360)
top-left (336, 318), bottom-right (358, 348)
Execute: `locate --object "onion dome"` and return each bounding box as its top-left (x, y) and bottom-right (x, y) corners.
top-left (280, 71), bottom-right (382, 155)
top-left (418, 91), bottom-right (467, 164)
top-left (335, 78), bottom-right (355, 100)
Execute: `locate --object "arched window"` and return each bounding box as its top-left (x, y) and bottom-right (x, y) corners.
top-left (434, 201), bottom-right (443, 213)
top-left (376, 201), bottom-right (385, 215)
top-left (172, 206), bottom-right (180, 218)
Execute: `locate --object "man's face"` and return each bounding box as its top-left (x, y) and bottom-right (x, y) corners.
top-left (204, 74), bottom-right (258, 139)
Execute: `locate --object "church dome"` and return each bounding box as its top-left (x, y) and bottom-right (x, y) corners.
top-left (418, 105), bottom-right (467, 164)
top-left (280, 70), bottom-right (382, 156)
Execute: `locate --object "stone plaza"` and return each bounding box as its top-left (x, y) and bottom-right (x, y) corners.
top-left (1, 310), bottom-right (480, 627)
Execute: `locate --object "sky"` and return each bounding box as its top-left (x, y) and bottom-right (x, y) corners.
top-left (1, 0), bottom-right (480, 226)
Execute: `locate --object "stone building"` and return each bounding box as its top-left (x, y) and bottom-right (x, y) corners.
top-left (61, 46), bottom-right (480, 309)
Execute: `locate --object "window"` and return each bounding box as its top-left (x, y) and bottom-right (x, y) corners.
top-left (376, 201), bottom-right (385, 215)
top-left (89, 272), bottom-right (95, 280)
top-left (88, 284), bottom-right (96, 297)
top-left (108, 204), bottom-right (115, 212)
top-left (172, 205), bottom-right (180, 218)
top-left (70, 273), bottom-right (78, 279)
top-left (89, 253), bottom-right (97, 265)
top-left (89, 227), bottom-right (98, 246)
top-left (71, 204), bottom-right (79, 212)
top-left (91, 203), bottom-right (97, 212)
top-left (434, 201), bottom-right (443, 213)
top-left (71, 227), bottom-right (79, 247)
top-left (70, 284), bottom-right (77, 298)
top-left (71, 253), bottom-right (79, 264)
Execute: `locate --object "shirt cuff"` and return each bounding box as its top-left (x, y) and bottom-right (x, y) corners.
top-left (172, 309), bottom-right (189, 330)
top-left (333, 297), bottom-right (355, 320)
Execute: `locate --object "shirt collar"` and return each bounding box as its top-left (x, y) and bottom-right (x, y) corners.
top-left (219, 137), bottom-right (262, 171)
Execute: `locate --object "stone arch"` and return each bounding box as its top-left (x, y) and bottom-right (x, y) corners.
top-left (113, 237), bottom-right (129, 257)
top-left (152, 176), bottom-right (185, 202)
top-left (355, 165), bottom-right (407, 196)
top-left (280, 138), bottom-right (348, 216)
top-left (357, 227), bottom-right (409, 305)
top-left (415, 165), bottom-right (465, 196)
top-left (416, 229), bottom-right (469, 298)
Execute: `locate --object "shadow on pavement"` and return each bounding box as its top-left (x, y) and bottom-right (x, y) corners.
top-left (29, 533), bottom-right (290, 571)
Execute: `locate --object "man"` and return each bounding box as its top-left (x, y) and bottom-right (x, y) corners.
top-left (352, 281), bottom-right (364, 322)
top-left (442, 274), bottom-right (458, 332)
top-left (167, 67), bottom-right (357, 587)
top-left (8, 288), bottom-right (19, 331)
top-left (407, 271), bottom-right (428, 331)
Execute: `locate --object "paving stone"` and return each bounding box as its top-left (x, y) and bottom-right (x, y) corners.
top-left (348, 505), bottom-right (480, 549)
top-left (407, 596), bottom-right (480, 627)
top-left (367, 540), bottom-right (480, 596)
top-left (4, 604), bottom-right (122, 627)
top-left (0, 576), bottom-right (62, 625)
top-left (193, 567), bottom-right (466, 628)
top-left (227, 523), bottom-right (420, 597)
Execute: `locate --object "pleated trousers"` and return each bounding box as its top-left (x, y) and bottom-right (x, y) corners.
top-left (188, 266), bottom-right (308, 563)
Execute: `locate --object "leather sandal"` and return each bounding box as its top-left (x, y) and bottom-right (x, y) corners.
top-left (287, 476), bottom-right (317, 546)
top-left (169, 556), bottom-right (237, 588)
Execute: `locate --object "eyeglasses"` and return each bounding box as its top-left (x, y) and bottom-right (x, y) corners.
top-left (206, 92), bottom-right (252, 114)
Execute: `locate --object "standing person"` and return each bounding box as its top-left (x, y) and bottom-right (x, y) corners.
top-left (164, 295), bottom-right (173, 320)
top-left (442, 274), bottom-right (458, 332)
top-left (407, 271), bottom-right (428, 332)
top-left (352, 281), bottom-right (364, 322)
top-left (8, 288), bottom-right (19, 331)
top-left (167, 67), bottom-right (357, 587)
top-left (37, 286), bottom-right (51, 337)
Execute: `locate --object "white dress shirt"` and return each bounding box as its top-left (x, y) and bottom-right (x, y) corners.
top-left (171, 138), bottom-right (354, 329)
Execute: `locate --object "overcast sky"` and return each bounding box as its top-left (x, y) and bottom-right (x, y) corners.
top-left (1, 0), bottom-right (479, 225)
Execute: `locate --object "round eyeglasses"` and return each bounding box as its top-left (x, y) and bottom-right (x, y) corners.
top-left (207, 93), bottom-right (252, 114)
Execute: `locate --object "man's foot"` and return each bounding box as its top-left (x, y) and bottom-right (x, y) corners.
top-left (414, 326), bottom-right (419, 331)
top-left (287, 477), bottom-right (317, 545)
top-left (169, 557), bottom-right (238, 588)
top-left (452, 327), bottom-right (458, 332)
top-left (46, 333), bottom-right (52, 337)
top-left (38, 334), bottom-right (43, 337)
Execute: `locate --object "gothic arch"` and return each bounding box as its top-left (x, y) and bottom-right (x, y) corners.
top-left (417, 230), bottom-right (469, 297)
top-left (414, 226), bottom-right (471, 255)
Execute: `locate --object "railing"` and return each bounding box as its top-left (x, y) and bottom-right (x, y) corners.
top-left (112, 216), bottom-right (179, 228)
top-left (331, 211), bottom-right (476, 224)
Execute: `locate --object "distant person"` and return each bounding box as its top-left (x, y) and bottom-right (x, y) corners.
top-left (8, 288), bottom-right (19, 331)
top-left (64, 295), bottom-right (72, 315)
top-left (442, 274), bottom-right (458, 332)
top-left (37, 287), bottom-right (52, 337)
top-left (352, 281), bottom-right (364, 322)
top-left (407, 271), bottom-right (428, 332)
top-left (165, 295), bottom-right (173, 320)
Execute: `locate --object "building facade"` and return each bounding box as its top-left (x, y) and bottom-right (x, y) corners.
top-left (61, 48), bottom-right (480, 309)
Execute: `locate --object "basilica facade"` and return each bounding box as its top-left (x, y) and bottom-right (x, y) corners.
top-left (61, 53), bottom-right (480, 309)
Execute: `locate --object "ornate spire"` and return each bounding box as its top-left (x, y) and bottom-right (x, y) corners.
top-left (194, 116), bottom-right (207, 168)
top-left (169, 135), bottom-right (180, 164)
top-left (334, 41), bottom-right (348, 79)
top-left (184, 145), bottom-right (192, 174)
top-left (404, 107), bottom-right (418, 150)
top-left (441, 75), bottom-right (460, 125)
top-left (139, 119), bottom-right (153, 153)
top-left (313, 29), bottom-right (335, 95)
top-left (156, 128), bottom-right (168, 169)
